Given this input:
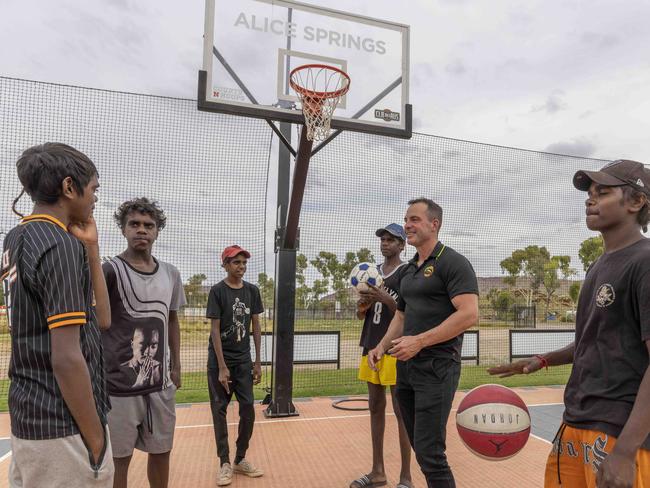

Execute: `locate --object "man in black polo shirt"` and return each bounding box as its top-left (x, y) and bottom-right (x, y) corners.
top-left (368, 198), bottom-right (479, 488)
top-left (1, 143), bottom-right (113, 487)
top-left (489, 160), bottom-right (650, 488)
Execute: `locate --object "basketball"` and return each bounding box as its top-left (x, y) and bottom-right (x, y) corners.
top-left (349, 262), bottom-right (383, 292)
top-left (455, 384), bottom-right (531, 460)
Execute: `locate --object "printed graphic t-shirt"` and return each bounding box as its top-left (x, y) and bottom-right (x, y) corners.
top-left (102, 256), bottom-right (186, 396)
top-left (206, 280), bottom-right (264, 366)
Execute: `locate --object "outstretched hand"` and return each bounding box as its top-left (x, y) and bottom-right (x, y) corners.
top-left (487, 357), bottom-right (544, 378)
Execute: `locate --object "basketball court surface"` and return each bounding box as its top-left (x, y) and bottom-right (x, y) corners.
top-left (0, 386), bottom-right (564, 487)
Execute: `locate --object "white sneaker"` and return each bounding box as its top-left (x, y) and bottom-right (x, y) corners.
top-left (233, 458), bottom-right (264, 478)
top-left (217, 462), bottom-right (233, 486)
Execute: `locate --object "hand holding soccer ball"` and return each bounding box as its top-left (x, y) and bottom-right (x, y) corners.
top-left (349, 262), bottom-right (383, 292)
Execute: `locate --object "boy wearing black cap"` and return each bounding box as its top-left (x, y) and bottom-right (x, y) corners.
top-left (351, 224), bottom-right (413, 488)
top-left (207, 245), bottom-right (264, 486)
top-left (490, 160), bottom-right (650, 487)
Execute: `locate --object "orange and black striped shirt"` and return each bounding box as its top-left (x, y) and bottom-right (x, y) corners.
top-left (1, 214), bottom-right (108, 440)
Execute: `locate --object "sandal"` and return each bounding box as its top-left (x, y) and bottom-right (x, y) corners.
top-left (350, 474), bottom-right (387, 488)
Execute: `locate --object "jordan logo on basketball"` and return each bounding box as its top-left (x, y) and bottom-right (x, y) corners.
top-left (489, 439), bottom-right (508, 453)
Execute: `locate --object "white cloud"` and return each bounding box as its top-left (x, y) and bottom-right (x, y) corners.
top-left (546, 138), bottom-right (597, 158)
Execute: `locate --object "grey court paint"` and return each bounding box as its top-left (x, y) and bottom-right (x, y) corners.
top-left (529, 403), bottom-right (564, 443)
top-left (0, 438), bottom-right (10, 460)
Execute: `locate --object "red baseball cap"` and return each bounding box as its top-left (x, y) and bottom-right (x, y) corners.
top-left (221, 245), bottom-right (251, 263)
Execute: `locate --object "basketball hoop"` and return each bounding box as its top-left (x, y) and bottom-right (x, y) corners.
top-left (289, 64), bottom-right (351, 142)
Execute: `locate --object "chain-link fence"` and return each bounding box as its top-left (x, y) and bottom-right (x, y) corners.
top-left (1, 76), bottom-right (606, 402)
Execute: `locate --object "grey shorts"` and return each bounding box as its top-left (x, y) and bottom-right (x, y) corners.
top-left (9, 426), bottom-right (114, 488)
top-left (108, 385), bottom-right (176, 458)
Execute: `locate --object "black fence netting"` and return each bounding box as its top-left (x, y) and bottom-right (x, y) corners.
top-left (294, 131), bottom-right (606, 395)
top-left (0, 77), bottom-right (271, 398)
top-left (1, 76), bottom-right (607, 401)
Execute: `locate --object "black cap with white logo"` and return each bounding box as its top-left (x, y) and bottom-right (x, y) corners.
top-left (573, 159), bottom-right (650, 195)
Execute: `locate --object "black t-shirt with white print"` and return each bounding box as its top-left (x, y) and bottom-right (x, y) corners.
top-left (359, 262), bottom-right (405, 354)
top-left (564, 238), bottom-right (650, 449)
top-left (206, 280), bottom-right (264, 366)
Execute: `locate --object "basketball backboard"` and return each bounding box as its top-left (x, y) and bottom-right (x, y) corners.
top-left (199, 0), bottom-right (411, 139)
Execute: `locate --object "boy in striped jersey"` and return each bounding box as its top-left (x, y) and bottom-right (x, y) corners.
top-left (1, 143), bottom-right (114, 487)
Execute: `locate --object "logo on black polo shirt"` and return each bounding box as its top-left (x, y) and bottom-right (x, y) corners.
top-left (423, 265), bottom-right (434, 278)
top-left (595, 284), bottom-right (615, 307)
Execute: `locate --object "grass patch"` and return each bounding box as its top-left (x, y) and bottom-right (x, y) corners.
top-left (0, 365), bottom-right (569, 412)
top-left (458, 364), bottom-right (571, 390)
top-left (176, 365), bottom-right (570, 405)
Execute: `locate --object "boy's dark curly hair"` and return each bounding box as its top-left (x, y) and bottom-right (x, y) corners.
top-left (114, 197), bottom-right (167, 230)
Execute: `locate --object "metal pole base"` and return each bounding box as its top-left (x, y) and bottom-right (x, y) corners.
top-left (264, 400), bottom-right (298, 418)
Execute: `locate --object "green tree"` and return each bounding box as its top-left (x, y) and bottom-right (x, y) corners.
top-left (310, 248), bottom-right (374, 306)
top-left (569, 281), bottom-right (581, 306)
top-left (294, 254), bottom-right (330, 309)
top-left (541, 255), bottom-right (574, 318)
top-left (295, 253), bottom-right (313, 309)
top-left (486, 288), bottom-right (515, 320)
top-left (184, 273), bottom-right (208, 308)
top-left (500, 246), bottom-right (574, 317)
top-left (257, 272), bottom-right (275, 309)
top-left (500, 245), bottom-right (550, 306)
top-left (578, 236), bottom-right (604, 271)
top-left (310, 279), bottom-right (329, 308)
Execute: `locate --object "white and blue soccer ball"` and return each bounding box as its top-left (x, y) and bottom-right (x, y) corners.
top-left (349, 262), bottom-right (383, 292)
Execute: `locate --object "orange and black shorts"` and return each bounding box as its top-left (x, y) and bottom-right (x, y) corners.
top-left (544, 423), bottom-right (650, 487)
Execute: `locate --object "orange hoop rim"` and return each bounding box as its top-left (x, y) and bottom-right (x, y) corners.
top-left (289, 64), bottom-right (351, 101)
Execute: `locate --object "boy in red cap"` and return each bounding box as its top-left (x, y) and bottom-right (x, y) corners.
top-left (206, 245), bottom-right (264, 486)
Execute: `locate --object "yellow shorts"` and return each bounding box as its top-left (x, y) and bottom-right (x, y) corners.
top-left (544, 423), bottom-right (650, 487)
top-left (358, 354), bottom-right (397, 386)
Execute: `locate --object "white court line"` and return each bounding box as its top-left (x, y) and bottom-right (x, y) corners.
top-left (177, 401), bottom-right (565, 430)
top-left (176, 412), bottom-right (377, 430)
